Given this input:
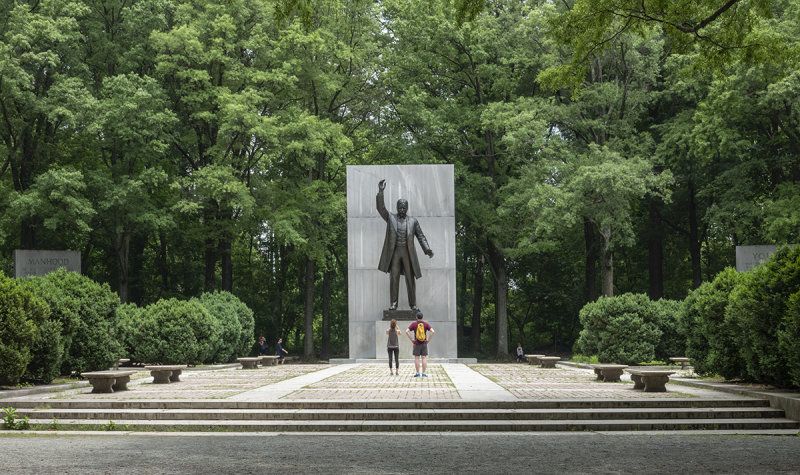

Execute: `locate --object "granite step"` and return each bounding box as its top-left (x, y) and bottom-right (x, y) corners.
top-left (16, 417), bottom-right (800, 432)
top-left (5, 398), bottom-right (772, 410)
top-left (14, 406), bottom-right (790, 422)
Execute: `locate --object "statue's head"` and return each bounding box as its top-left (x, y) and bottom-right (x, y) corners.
top-left (396, 199), bottom-right (408, 218)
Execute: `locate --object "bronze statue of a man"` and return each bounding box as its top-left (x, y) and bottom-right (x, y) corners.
top-left (377, 179), bottom-right (434, 310)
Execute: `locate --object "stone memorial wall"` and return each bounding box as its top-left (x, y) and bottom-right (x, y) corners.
top-left (735, 244), bottom-right (797, 272)
top-left (346, 165), bottom-right (457, 359)
top-left (14, 250), bottom-right (81, 278)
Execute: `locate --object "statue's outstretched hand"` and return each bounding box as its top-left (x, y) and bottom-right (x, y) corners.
top-left (378, 179), bottom-right (386, 191)
top-left (425, 249), bottom-right (434, 258)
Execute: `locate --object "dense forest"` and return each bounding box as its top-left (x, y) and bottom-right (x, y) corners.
top-left (1, 0), bottom-right (798, 359)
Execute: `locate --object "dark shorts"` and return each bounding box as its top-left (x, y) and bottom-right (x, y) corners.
top-left (277, 354), bottom-right (285, 360)
top-left (412, 343), bottom-right (428, 357)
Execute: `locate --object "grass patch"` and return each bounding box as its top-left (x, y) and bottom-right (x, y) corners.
top-left (570, 354), bottom-right (600, 364)
top-left (50, 383), bottom-right (83, 393)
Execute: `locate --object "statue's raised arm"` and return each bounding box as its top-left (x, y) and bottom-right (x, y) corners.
top-left (376, 179), bottom-right (389, 221)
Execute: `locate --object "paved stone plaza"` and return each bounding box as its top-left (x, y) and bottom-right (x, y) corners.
top-left (3, 362), bottom-right (751, 403)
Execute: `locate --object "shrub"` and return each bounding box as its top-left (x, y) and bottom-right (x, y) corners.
top-left (782, 291), bottom-right (800, 387)
top-left (652, 298), bottom-right (685, 361)
top-left (679, 267), bottom-right (747, 379)
top-left (131, 298), bottom-right (221, 365)
top-left (24, 319), bottom-right (64, 384)
top-left (0, 273), bottom-right (49, 385)
top-left (576, 293), bottom-right (661, 365)
top-left (727, 245), bottom-right (800, 388)
top-left (28, 269), bottom-right (123, 375)
top-left (197, 291), bottom-right (255, 363)
top-left (115, 303), bottom-right (143, 360)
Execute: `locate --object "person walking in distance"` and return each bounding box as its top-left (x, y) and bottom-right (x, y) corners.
top-left (276, 338), bottom-right (288, 364)
top-left (386, 319), bottom-right (401, 375)
top-left (406, 311), bottom-right (433, 377)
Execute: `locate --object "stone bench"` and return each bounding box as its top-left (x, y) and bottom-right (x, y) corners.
top-left (237, 357), bottom-right (261, 369)
top-left (144, 365), bottom-right (187, 384)
top-left (525, 354), bottom-right (545, 365)
top-left (111, 358), bottom-right (130, 370)
top-left (669, 357), bottom-right (691, 370)
top-left (590, 364), bottom-right (628, 382)
top-left (538, 356), bottom-right (561, 368)
top-left (260, 355), bottom-right (280, 366)
top-left (626, 369), bottom-right (676, 392)
top-left (80, 370), bottom-right (137, 393)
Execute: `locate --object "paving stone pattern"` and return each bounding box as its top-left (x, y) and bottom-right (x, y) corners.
top-left (467, 364), bottom-right (736, 399)
top-left (4, 363), bottom-right (751, 403)
top-left (35, 365), bottom-right (329, 400)
top-left (285, 364), bottom-right (460, 400)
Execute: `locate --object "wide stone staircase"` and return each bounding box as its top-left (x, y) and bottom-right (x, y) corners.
top-left (10, 398), bottom-right (800, 434)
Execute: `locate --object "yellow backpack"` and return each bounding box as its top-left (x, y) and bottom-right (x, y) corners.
top-left (415, 322), bottom-right (426, 342)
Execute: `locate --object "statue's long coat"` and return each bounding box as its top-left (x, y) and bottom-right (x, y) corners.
top-left (376, 190), bottom-right (431, 279)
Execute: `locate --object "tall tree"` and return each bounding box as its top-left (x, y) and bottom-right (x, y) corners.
top-left (262, 0), bottom-right (381, 357)
top-left (382, 0), bottom-right (553, 355)
top-left (152, 0), bottom-right (277, 292)
top-left (0, 0), bottom-right (92, 248)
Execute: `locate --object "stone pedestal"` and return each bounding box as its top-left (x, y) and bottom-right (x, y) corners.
top-left (382, 309), bottom-right (416, 321)
top-left (347, 165), bottom-right (457, 359)
top-left (375, 321), bottom-right (414, 360)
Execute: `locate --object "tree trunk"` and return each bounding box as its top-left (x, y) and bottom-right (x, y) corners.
top-left (648, 199), bottom-right (664, 300)
top-left (158, 233), bottom-right (168, 299)
top-left (303, 256), bottom-right (315, 359)
top-left (583, 218), bottom-right (597, 302)
top-left (600, 227), bottom-right (614, 297)
top-left (20, 218), bottom-right (38, 249)
top-left (294, 312), bottom-right (302, 351)
top-left (458, 253), bottom-right (468, 339)
top-left (204, 204), bottom-right (217, 292)
top-left (113, 210), bottom-right (130, 303)
top-left (321, 269), bottom-right (331, 360)
top-left (688, 182), bottom-right (702, 289)
top-left (514, 314), bottom-right (525, 348)
top-left (488, 240), bottom-right (508, 356)
top-left (275, 245), bottom-right (289, 338)
top-left (471, 253), bottom-right (484, 354)
top-left (128, 234), bottom-right (146, 305)
top-left (204, 237), bottom-right (216, 292)
top-left (220, 235), bottom-right (232, 292)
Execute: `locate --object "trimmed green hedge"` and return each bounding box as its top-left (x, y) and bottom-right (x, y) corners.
top-left (131, 298), bottom-right (221, 365)
top-left (196, 291), bottom-right (255, 363)
top-left (116, 303), bottom-right (143, 361)
top-left (24, 319), bottom-right (64, 384)
top-left (727, 246), bottom-right (800, 387)
top-left (576, 293), bottom-right (661, 365)
top-left (0, 272), bottom-right (49, 385)
top-left (652, 298), bottom-right (685, 361)
top-left (28, 269), bottom-right (123, 375)
top-left (783, 291), bottom-right (800, 387)
top-left (679, 267), bottom-right (746, 379)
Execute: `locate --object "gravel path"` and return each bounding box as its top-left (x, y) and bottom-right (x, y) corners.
top-left (1, 433), bottom-right (799, 474)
